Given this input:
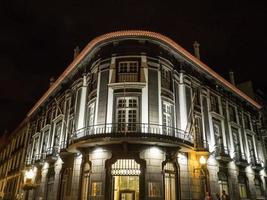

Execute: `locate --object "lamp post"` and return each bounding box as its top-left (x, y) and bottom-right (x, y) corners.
top-left (199, 156), bottom-right (210, 196)
top-left (23, 169), bottom-right (36, 200)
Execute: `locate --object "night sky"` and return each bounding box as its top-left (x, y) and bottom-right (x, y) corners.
top-left (1, 0), bottom-right (267, 134)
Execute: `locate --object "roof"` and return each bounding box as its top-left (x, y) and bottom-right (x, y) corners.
top-left (27, 30), bottom-right (261, 117)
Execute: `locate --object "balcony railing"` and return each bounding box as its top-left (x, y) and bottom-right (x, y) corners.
top-left (69, 123), bottom-right (193, 144)
top-left (214, 145), bottom-right (230, 157)
top-left (117, 73), bottom-right (139, 82)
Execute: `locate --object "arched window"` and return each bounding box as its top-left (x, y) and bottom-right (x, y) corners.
top-left (164, 162), bottom-right (176, 200)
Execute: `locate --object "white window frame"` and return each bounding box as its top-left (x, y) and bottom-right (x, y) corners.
top-left (162, 101), bottom-right (173, 135)
top-left (116, 97), bottom-right (139, 132)
top-left (118, 61), bottom-right (138, 73)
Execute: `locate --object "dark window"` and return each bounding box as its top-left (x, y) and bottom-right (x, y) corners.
top-left (243, 114), bottom-right (251, 130)
top-left (161, 67), bottom-right (172, 90)
top-left (229, 105), bottom-right (237, 123)
top-left (210, 94), bottom-right (220, 113)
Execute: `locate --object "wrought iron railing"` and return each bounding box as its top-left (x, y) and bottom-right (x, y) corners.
top-left (214, 145), bottom-right (230, 156)
top-left (233, 151), bottom-right (247, 162)
top-left (117, 73), bottom-right (139, 82)
top-left (69, 123), bottom-right (193, 144)
top-left (250, 156), bottom-right (262, 167)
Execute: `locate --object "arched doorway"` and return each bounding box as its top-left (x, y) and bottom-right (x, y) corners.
top-left (111, 159), bottom-right (141, 200)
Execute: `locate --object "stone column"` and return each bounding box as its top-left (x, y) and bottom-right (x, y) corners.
top-left (77, 74), bottom-right (87, 131)
top-left (140, 146), bottom-right (165, 200)
top-left (70, 153), bottom-right (83, 200)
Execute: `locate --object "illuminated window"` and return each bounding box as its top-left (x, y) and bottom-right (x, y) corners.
top-left (116, 97), bottom-right (139, 132)
top-left (164, 162), bottom-right (176, 200)
top-left (91, 182), bottom-right (102, 197)
top-left (162, 101), bottom-right (173, 135)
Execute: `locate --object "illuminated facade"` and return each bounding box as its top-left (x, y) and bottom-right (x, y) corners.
top-left (9, 30), bottom-right (267, 200)
top-left (0, 121), bottom-right (29, 200)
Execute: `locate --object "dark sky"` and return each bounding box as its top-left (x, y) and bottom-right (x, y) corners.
top-left (1, 0), bottom-right (267, 134)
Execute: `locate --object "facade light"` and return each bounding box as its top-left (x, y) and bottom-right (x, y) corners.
top-left (25, 169), bottom-right (35, 180)
top-left (199, 156), bottom-right (207, 165)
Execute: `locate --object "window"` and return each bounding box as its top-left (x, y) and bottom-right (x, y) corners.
top-left (161, 67), bottom-right (171, 90)
top-left (162, 101), bottom-right (173, 135)
top-left (232, 128), bottom-right (241, 155)
top-left (238, 175), bottom-right (248, 199)
top-left (164, 162), bottom-right (176, 200)
top-left (116, 97), bottom-right (139, 132)
top-left (247, 135), bottom-right (256, 162)
top-left (86, 102), bottom-right (95, 129)
top-left (42, 129), bottom-right (49, 156)
top-left (118, 61), bottom-right (138, 73)
top-left (54, 121), bottom-right (62, 148)
top-left (91, 182), bottom-right (102, 197)
top-left (218, 171), bottom-right (229, 196)
top-left (210, 94), bottom-right (220, 113)
top-left (213, 120), bottom-right (223, 147)
top-left (117, 61), bottom-right (139, 82)
top-left (194, 116), bottom-right (203, 144)
top-left (229, 105), bottom-right (237, 123)
top-left (243, 114), bottom-right (251, 130)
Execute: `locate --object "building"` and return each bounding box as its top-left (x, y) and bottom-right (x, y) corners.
top-left (0, 120), bottom-right (29, 200)
top-left (6, 30), bottom-right (266, 200)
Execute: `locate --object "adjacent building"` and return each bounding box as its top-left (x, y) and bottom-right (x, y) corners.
top-left (2, 30), bottom-right (267, 200)
top-left (0, 120), bottom-right (29, 199)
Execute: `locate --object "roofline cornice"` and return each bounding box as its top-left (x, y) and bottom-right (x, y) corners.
top-left (27, 30), bottom-right (261, 117)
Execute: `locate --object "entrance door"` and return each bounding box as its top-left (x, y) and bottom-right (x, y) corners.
top-left (111, 159), bottom-right (140, 200)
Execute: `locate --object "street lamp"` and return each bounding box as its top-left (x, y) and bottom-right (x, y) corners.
top-left (194, 155), bottom-right (209, 199)
top-left (199, 155), bottom-right (207, 165)
top-left (23, 168), bottom-right (37, 200)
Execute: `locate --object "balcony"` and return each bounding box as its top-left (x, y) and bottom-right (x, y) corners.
top-left (214, 145), bottom-right (231, 162)
top-left (194, 140), bottom-right (209, 152)
top-left (117, 73), bottom-right (139, 82)
top-left (233, 151), bottom-right (248, 167)
top-left (250, 156), bottom-right (263, 171)
top-left (69, 123), bottom-right (193, 148)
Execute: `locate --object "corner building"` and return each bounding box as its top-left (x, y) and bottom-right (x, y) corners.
top-left (24, 31), bottom-right (267, 200)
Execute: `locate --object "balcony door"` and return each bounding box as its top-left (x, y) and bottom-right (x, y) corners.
top-left (116, 97), bottom-right (139, 132)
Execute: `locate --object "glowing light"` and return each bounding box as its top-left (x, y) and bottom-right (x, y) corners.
top-left (199, 156), bottom-right (207, 165)
top-left (25, 169), bottom-right (35, 179)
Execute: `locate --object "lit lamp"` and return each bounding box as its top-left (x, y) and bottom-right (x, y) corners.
top-left (199, 155), bottom-right (209, 197)
top-left (199, 156), bottom-right (207, 165)
top-left (23, 168), bottom-right (37, 200)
